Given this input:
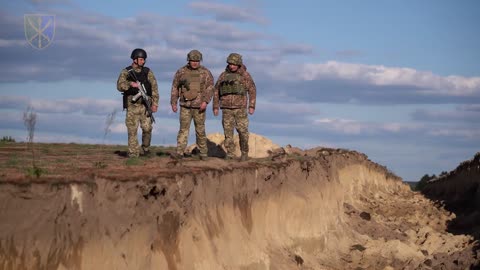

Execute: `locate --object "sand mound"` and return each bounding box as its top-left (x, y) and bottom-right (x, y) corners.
top-left (186, 132), bottom-right (281, 158)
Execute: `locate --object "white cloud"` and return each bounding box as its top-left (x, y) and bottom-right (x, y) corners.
top-left (445, 76), bottom-right (480, 95)
top-left (0, 94), bottom-right (160, 116)
top-left (459, 104), bottom-right (480, 112)
top-left (109, 123), bottom-right (126, 134)
top-left (28, 98), bottom-right (120, 115)
top-left (268, 61), bottom-right (480, 97)
top-left (313, 117), bottom-right (421, 135)
top-left (0, 39), bottom-right (28, 47)
top-left (189, 1), bottom-right (269, 25)
top-left (428, 128), bottom-right (480, 138)
top-left (314, 118), bottom-right (365, 134)
top-left (382, 123), bottom-right (405, 133)
top-left (0, 96), bottom-right (31, 109)
top-left (412, 106), bottom-right (480, 123)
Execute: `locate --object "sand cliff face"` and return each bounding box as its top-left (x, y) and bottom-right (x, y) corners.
top-left (422, 152), bottom-right (480, 242)
top-left (0, 147), bottom-right (479, 270)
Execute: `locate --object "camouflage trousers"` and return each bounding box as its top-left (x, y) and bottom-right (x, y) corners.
top-left (222, 108), bottom-right (249, 157)
top-left (125, 105), bottom-right (153, 157)
top-left (176, 106), bottom-right (207, 156)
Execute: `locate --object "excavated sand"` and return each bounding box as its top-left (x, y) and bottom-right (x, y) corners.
top-left (186, 132), bottom-right (281, 158)
top-left (0, 143), bottom-right (478, 270)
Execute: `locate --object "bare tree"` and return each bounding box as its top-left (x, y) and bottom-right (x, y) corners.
top-left (94, 109), bottom-right (118, 169)
top-left (23, 106), bottom-right (39, 175)
top-left (103, 109), bottom-right (117, 144)
top-left (24, 106), bottom-right (37, 144)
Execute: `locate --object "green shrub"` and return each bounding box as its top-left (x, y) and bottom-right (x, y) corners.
top-left (94, 161), bottom-right (108, 169)
top-left (125, 157), bottom-right (142, 166)
top-left (25, 166), bottom-right (47, 178)
top-left (415, 174), bottom-right (436, 191)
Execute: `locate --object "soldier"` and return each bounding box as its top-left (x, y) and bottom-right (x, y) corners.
top-left (170, 49), bottom-right (214, 160)
top-left (213, 53), bottom-right (256, 161)
top-left (116, 48), bottom-right (159, 158)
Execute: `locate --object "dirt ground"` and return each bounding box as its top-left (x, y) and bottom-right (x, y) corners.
top-left (0, 141), bottom-right (479, 270)
top-left (0, 141), bottom-right (257, 183)
top-left (0, 132), bottom-right (280, 183)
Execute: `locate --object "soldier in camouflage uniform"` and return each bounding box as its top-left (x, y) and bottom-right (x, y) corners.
top-left (170, 49), bottom-right (214, 160)
top-left (116, 48), bottom-right (159, 158)
top-left (213, 53), bottom-right (256, 161)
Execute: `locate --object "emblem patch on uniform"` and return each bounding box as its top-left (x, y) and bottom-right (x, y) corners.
top-left (24, 14), bottom-right (55, 50)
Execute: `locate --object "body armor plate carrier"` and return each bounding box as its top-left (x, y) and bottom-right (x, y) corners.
top-left (179, 69), bottom-right (202, 101)
top-left (219, 72), bottom-right (245, 96)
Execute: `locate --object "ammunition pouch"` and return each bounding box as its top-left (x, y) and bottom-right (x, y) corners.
top-left (124, 88), bottom-right (139, 96)
top-left (122, 88), bottom-right (139, 109)
top-left (219, 73), bottom-right (245, 96)
top-left (122, 94), bottom-right (128, 109)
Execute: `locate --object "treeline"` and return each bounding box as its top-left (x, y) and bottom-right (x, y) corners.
top-left (1, 136), bottom-right (15, 142)
top-left (414, 171), bottom-right (448, 191)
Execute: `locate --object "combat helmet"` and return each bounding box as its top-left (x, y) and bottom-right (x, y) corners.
top-left (131, 48), bottom-right (147, 60)
top-left (226, 53), bottom-right (242, 66)
top-left (187, 50), bottom-right (203, 61)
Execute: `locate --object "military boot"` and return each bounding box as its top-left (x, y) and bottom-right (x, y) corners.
top-left (240, 153), bottom-right (249, 162)
top-left (141, 149), bottom-right (151, 157)
top-left (170, 152), bottom-right (184, 160)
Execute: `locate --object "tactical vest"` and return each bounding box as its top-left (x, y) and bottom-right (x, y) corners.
top-left (122, 66), bottom-right (152, 109)
top-left (178, 68), bottom-right (203, 101)
top-left (125, 66), bottom-right (152, 96)
top-left (219, 72), bottom-right (245, 96)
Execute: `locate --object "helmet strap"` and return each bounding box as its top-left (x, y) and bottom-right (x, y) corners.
top-left (133, 58), bottom-right (144, 68)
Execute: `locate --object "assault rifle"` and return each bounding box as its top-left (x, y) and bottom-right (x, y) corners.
top-left (128, 69), bottom-right (155, 124)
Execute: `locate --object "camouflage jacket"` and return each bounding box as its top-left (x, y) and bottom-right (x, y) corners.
top-left (213, 65), bottom-right (256, 110)
top-left (170, 65), bottom-right (214, 108)
top-left (116, 66), bottom-right (159, 108)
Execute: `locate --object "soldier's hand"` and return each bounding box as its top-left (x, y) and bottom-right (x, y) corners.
top-left (152, 105), bottom-right (158, 113)
top-left (130, 82), bottom-right (140, 88)
top-left (172, 104), bottom-right (178, 113)
top-left (249, 107), bottom-right (255, 115)
top-left (213, 109), bottom-right (219, 116)
top-left (199, 102), bottom-right (207, 112)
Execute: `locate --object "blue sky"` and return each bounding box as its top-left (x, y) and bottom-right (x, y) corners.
top-left (1, 0), bottom-right (479, 182)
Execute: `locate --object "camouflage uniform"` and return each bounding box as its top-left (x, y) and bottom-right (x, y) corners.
top-left (170, 60), bottom-right (214, 157)
top-left (213, 54), bottom-right (256, 159)
top-left (117, 66), bottom-right (159, 157)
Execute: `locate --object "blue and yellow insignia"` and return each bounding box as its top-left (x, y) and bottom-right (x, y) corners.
top-left (24, 14), bottom-right (55, 50)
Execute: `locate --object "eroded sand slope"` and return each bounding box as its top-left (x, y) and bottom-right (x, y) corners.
top-left (0, 145), bottom-right (478, 270)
